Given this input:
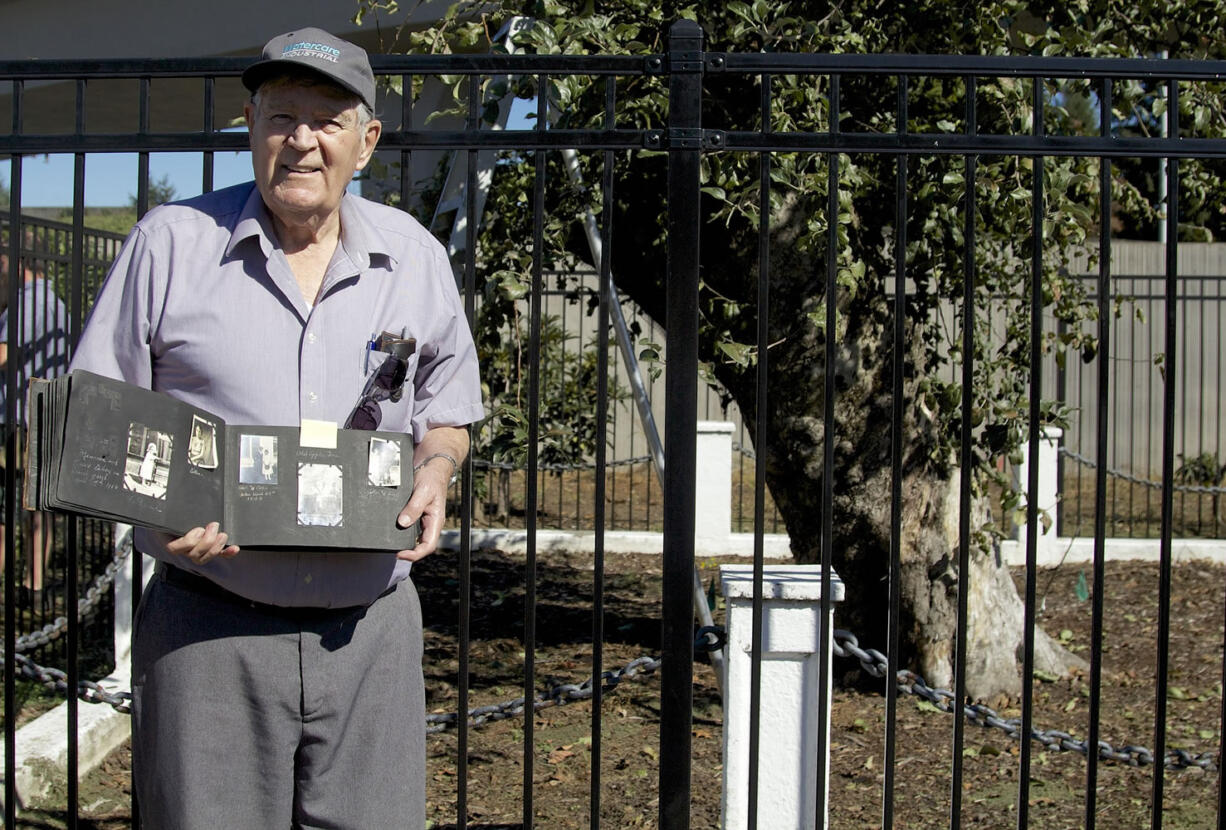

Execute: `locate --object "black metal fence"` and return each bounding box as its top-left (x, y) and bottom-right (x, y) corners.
top-left (4, 18), bottom-right (1226, 830)
top-left (1059, 269), bottom-right (1226, 540)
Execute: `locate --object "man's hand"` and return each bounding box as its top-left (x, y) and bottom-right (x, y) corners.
top-left (396, 426), bottom-right (469, 562)
top-left (165, 521), bottom-right (239, 565)
top-left (396, 458), bottom-right (450, 561)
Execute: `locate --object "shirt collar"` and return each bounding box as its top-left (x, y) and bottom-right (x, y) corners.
top-left (225, 185), bottom-right (395, 271)
top-left (226, 183), bottom-right (277, 260)
top-left (337, 192), bottom-right (389, 271)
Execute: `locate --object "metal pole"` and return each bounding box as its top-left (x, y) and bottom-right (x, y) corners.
top-left (660, 19), bottom-right (703, 830)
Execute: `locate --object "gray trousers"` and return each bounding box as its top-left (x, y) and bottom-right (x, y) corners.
top-left (131, 566), bottom-right (425, 829)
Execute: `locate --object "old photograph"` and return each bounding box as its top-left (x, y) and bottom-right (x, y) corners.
top-left (367, 437), bottom-right (401, 487)
top-left (123, 423), bottom-right (171, 500)
top-left (187, 415), bottom-right (219, 469)
top-left (297, 463), bottom-right (343, 527)
top-left (239, 434), bottom-right (278, 485)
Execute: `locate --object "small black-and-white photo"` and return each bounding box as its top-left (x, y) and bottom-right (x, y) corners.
top-left (187, 415), bottom-right (219, 469)
top-left (123, 423), bottom-right (172, 500)
top-left (239, 434), bottom-right (278, 485)
top-left (297, 463), bottom-right (343, 527)
top-left (367, 437), bottom-right (401, 488)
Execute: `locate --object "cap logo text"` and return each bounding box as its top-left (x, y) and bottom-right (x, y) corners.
top-left (281, 41), bottom-right (341, 64)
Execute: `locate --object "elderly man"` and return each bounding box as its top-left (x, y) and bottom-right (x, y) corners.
top-left (71, 27), bottom-right (483, 829)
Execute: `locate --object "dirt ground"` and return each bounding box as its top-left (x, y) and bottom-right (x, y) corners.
top-left (10, 551), bottom-right (1225, 829)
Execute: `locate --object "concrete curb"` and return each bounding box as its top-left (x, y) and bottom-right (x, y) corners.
top-left (1, 673), bottom-right (130, 813)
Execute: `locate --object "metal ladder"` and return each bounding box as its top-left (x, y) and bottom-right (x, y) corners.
top-left (430, 16), bottom-right (726, 693)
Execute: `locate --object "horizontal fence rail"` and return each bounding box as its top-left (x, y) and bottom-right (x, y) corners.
top-left (3, 22), bottom-right (1225, 830)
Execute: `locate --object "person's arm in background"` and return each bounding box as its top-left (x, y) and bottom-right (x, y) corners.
top-left (396, 425), bottom-right (470, 562)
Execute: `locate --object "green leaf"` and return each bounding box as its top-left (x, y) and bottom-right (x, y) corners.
top-left (1074, 570), bottom-right (1089, 602)
top-left (716, 341), bottom-right (755, 367)
top-left (497, 274), bottom-right (529, 301)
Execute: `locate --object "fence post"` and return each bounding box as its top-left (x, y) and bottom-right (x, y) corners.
top-left (110, 524), bottom-right (155, 683)
top-left (1014, 426), bottom-right (1063, 559)
top-left (719, 565), bottom-right (844, 830)
top-left (661, 17), bottom-right (704, 830)
top-left (695, 421), bottom-right (734, 550)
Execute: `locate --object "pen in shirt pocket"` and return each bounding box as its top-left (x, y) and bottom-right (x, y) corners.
top-left (363, 333), bottom-right (377, 373)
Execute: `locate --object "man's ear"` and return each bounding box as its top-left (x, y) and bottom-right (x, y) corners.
top-left (355, 119), bottom-right (383, 171)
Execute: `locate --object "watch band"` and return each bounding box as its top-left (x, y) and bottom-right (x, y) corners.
top-left (414, 452), bottom-right (459, 480)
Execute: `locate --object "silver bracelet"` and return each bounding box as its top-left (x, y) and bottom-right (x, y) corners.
top-left (414, 452), bottom-right (459, 480)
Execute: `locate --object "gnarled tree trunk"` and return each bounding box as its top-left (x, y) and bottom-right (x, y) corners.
top-left (599, 160), bottom-right (1082, 700)
top-left (699, 204), bottom-right (1083, 701)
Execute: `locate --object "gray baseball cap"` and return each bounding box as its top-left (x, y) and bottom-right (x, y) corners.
top-left (243, 27), bottom-right (375, 110)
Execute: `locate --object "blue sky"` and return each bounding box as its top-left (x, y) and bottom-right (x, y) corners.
top-left (6, 98), bottom-right (538, 208)
top-left (4, 147), bottom-right (257, 208)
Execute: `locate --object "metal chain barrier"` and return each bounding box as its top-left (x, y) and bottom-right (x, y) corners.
top-left (6, 527), bottom-right (135, 713)
top-left (14, 528), bottom-right (133, 653)
top-left (21, 647), bottom-right (666, 732)
top-left (12, 651), bottom-right (133, 713)
top-left (12, 556), bottom-right (722, 731)
top-left (426, 655), bottom-right (662, 734)
top-left (832, 628), bottom-right (1218, 771)
top-left (1059, 447), bottom-right (1226, 495)
top-left (424, 628), bottom-right (729, 733)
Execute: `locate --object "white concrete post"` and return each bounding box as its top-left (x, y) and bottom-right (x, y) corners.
top-left (110, 523), bottom-right (155, 686)
top-left (720, 565), bottom-right (844, 830)
top-left (2, 524), bottom-right (150, 810)
top-left (1013, 427), bottom-right (1063, 559)
top-left (695, 421), bottom-right (734, 551)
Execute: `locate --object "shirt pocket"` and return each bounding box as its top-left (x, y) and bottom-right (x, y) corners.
top-left (359, 348), bottom-right (418, 433)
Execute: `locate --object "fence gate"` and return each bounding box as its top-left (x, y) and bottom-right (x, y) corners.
top-left (5, 17), bottom-right (1226, 830)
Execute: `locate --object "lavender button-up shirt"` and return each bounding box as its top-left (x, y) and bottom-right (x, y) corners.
top-left (71, 182), bottom-right (484, 607)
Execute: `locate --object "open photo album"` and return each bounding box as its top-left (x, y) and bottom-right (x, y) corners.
top-left (24, 370), bottom-right (417, 552)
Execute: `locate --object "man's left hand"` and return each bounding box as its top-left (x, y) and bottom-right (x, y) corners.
top-left (395, 427), bottom-right (468, 562)
top-left (396, 458), bottom-right (449, 561)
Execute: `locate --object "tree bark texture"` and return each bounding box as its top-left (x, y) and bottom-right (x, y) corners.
top-left (691, 198), bottom-right (1082, 701)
